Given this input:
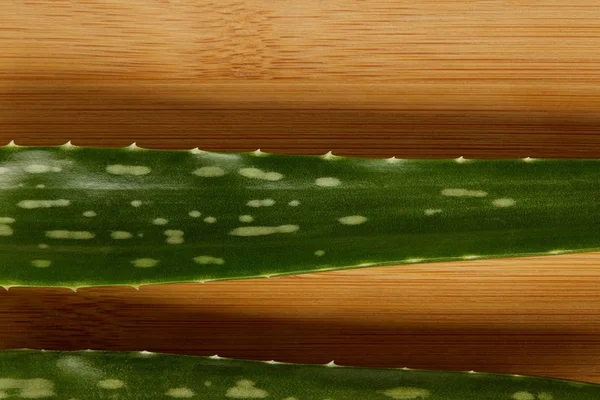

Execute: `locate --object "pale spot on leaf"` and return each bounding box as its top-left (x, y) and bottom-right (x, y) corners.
top-left (0, 379), bottom-right (55, 398)
top-left (314, 250), bottom-right (325, 257)
top-left (246, 199), bottom-right (275, 208)
top-left (110, 231), bottom-right (133, 240)
top-left (288, 200), bottom-right (300, 207)
top-left (424, 209), bottom-right (442, 216)
top-left (193, 255), bottom-right (225, 265)
top-left (492, 198), bottom-right (516, 208)
top-left (97, 379), bottom-right (124, 389)
top-left (441, 188), bottom-right (487, 197)
top-left (315, 177), bottom-right (341, 187)
top-left (238, 167), bottom-right (283, 181)
top-left (164, 229), bottom-right (184, 244)
top-left (82, 211), bottom-right (97, 218)
top-left (18, 199), bottom-right (70, 209)
top-left (31, 259), bottom-right (51, 268)
top-left (153, 218), bottom-right (169, 225)
top-left (380, 386), bottom-right (431, 399)
top-left (165, 388), bottom-right (195, 398)
top-left (204, 216), bottom-right (217, 223)
top-left (0, 217), bottom-right (14, 224)
top-left (131, 258), bottom-right (159, 268)
top-left (45, 230), bottom-right (94, 240)
top-left (226, 380), bottom-right (268, 399)
top-left (56, 356), bottom-right (103, 378)
top-left (0, 225), bottom-right (13, 237)
top-left (229, 225), bottom-right (299, 237)
top-left (106, 165), bottom-right (151, 176)
top-left (130, 200), bottom-right (143, 207)
top-left (338, 215), bottom-right (367, 225)
top-left (189, 210), bottom-right (201, 218)
top-left (511, 392), bottom-right (535, 400)
top-left (193, 166), bottom-right (226, 177)
top-left (24, 164), bottom-right (51, 174)
top-left (239, 215), bottom-right (254, 223)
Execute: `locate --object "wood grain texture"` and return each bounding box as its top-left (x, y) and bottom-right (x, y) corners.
top-left (2, 0), bottom-right (600, 385)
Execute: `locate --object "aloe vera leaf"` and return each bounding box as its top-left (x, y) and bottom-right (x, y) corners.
top-left (0, 349), bottom-right (598, 399)
top-left (0, 143), bottom-right (599, 288)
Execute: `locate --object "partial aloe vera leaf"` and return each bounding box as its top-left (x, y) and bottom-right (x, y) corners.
top-left (1, 349), bottom-right (598, 399)
top-left (0, 143), bottom-right (599, 287)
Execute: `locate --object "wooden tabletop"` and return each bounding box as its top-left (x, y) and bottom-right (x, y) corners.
top-left (2, 0), bottom-right (600, 384)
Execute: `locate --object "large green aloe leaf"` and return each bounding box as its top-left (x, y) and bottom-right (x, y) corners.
top-left (1, 349), bottom-right (598, 399)
top-left (0, 143), bottom-right (598, 288)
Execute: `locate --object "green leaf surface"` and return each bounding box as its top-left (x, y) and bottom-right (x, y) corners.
top-left (0, 144), bottom-right (599, 287)
top-left (1, 349), bottom-right (599, 399)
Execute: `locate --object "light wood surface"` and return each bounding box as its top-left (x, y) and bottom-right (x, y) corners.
top-left (2, 0), bottom-right (600, 384)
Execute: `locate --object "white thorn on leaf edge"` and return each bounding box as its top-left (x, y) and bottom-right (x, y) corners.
top-left (253, 149), bottom-right (268, 156)
top-left (61, 141), bottom-right (76, 150)
top-left (386, 156), bottom-right (402, 164)
top-left (6, 140), bottom-right (18, 148)
top-left (548, 249), bottom-right (569, 255)
top-left (210, 355), bottom-right (222, 360)
top-left (127, 142), bottom-right (141, 151)
top-left (325, 360), bottom-right (337, 367)
top-left (455, 156), bottom-right (469, 164)
top-left (322, 151), bottom-right (339, 160)
top-left (189, 147), bottom-right (206, 155)
top-left (523, 157), bottom-right (536, 163)
top-left (264, 360), bottom-right (280, 364)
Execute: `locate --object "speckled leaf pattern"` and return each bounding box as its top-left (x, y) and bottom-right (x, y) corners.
top-left (1, 350), bottom-right (599, 399)
top-left (0, 144), bottom-right (599, 287)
